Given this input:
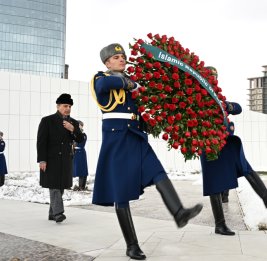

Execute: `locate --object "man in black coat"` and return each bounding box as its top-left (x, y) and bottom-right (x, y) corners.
top-left (37, 93), bottom-right (84, 223)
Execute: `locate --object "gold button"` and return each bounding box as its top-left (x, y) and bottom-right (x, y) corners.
top-left (112, 128), bottom-right (115, 131)
top-left (59, 152), bottom-right (62, 155)
top-left (128, 124), bottom-right (130, 127)
top-left (127, 107), bottom-right (131, 110)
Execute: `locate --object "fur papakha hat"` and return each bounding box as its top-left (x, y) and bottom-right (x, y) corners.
top-left (100, 43), bottom-right (126, 63)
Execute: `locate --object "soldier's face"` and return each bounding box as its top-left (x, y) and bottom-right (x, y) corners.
top-left (105, 54), bottom-right (126, 72)
top-left (57, 104), bottom-right (72, 116)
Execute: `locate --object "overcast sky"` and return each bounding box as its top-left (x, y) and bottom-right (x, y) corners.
top-left (65, 0), bottom-right (267, 109)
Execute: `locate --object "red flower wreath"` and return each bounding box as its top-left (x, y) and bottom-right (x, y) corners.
top-left (127, 33), bottom-right (229, 161)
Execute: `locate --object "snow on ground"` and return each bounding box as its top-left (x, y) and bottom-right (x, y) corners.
top-left (1, 171), bottom-right (267, 230)
top-left (0, 172), bottom-right (93, 206)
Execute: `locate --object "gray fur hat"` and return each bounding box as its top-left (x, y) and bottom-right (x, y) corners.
top-left (100, 43), bottom-right (126, 64)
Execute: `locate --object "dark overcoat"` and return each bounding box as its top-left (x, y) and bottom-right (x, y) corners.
top-left (92, 71), bottom-right (167, 206)
top-left (37, 113), bottom-right (84, 189)
top-left (0, 140), bottom-right (8, 175)
top-left (73, 133), bottom-right (88, 177)
top-left (200, 102), bottom-right (252, 196)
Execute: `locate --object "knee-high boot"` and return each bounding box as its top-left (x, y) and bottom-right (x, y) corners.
top-left (245, 170), bottom-right (267, 208)
top-left (221, 190), bottom-right (229, 203)
top-left (210, 194), bottom-right (235, 235)
top-left (79, 176), bottom-right (87, 190)
top-left (156, 178), bottom-right (203, 228)
top-left (115, 206), bottom-right (146, 260)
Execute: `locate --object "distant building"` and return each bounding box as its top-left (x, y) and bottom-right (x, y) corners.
top-left (248, 65), bottom-right (267, 114)
top-left (0, 0), bottom-right (66, 78)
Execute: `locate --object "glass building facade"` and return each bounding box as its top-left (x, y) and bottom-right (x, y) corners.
top-left (0, 0), bottom-right (66, 78)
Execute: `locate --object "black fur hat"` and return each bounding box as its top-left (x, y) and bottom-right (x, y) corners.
top-left (56, 93), bottom-right (73, 105)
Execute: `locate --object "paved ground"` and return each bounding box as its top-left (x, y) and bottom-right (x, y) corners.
top-left (76, 179), bottom-right (247, 231)
top-left (0, 178), bottom-right (260, 261)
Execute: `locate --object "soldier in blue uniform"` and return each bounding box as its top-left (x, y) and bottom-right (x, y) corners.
top-left (200, 67), bottom-right (267, 236)
top-left (91, 43), bottom-right (203, 260)
top-left (73, 121), bottom-right (89, 191)
top-left (0, 131), bottom-right (8, 186)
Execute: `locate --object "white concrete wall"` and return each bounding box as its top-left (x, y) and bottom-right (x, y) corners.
top-left (1, 71), bottom-right (267, 173)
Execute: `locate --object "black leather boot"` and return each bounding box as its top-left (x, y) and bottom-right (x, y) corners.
top-left (245, 171), bottom-right (267, 208)
top-left (221, 190), bottom-right (229, 203)
top-left (0, 175), bottom-right (5, 187)
top-left (79, 176), bottom-right (87, 190)
top-left (210, 194), bottom-right (235, 235)
top-left (156, 178), bottom-right (203, 228)
top-left (115, 206), bottom-right (146, 260)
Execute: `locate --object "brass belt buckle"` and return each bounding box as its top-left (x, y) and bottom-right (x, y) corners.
top-left (131, 113), bottom-right (137, 120)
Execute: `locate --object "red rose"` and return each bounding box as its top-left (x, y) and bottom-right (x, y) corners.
top-left (185, 131), bottom-right (191, 137)
top-left (172, 142), bottom-right (179, 149)
top-left (165, 126), bottom-right (173, 133)
top-left (140, 47), bottom-right (146, 54)
top-left (179, 102), bottom-right (186, 109)
top-left (191, 129), bottom-right (198, 136)
top-left (186, 88), bottom-right (193, 95)
top-left (131, 90), bottom-right (139, 99)
top-left (162, 133), bottom-right (169, 140)
top-left (185, 79), bottom-right (193, 86)
top-left (141, 96), bottom-right (149, 102)
top-left (160, 111), bottom-right (167, 118)
top-left (149, 81), bottom-right (156, 88)
top-left (164, 85), bottom-right (173, 92)
top-left (131, 50), bottom-right (138, 56)
top-left (179, 138), bottom-right (185, 144)
top-left (153, 72), bottom-right (161, 79)
top-left (149, 118), bottom-right (157, 127)
top-left (145, 72), bottom-right (153, 80)
top-left (172, 73), bottom-right (179, 80)
top-left (145, 62), bottom-right (153, 69)
top-left (142, 113), bottom-right (150, 122)
top-left (147, 52), bottom-right (153, 59)
top-left (138, 106), bottom-right (145, 112)
top-left (172, 66), bottom-right (179, 72)
top-left (206, 146), bottom-right (212, 154)
top-left (156, 83), bottom-right (163, 90)
top-left (147, 33), bottom-right (153, 39)
top-left (171, 133), bottom-right (179, 140)
top-left (137, 39), bottom-right (144, 44)
top-left (162, 75), bottom-right (169, 82)
top-left (201, 89), bottom-right (208, 96)
top-left (181, 147), bottom-right (187, 154)
top-left (150, 96), bottom-right (158, 103)
top-left (149, 109), bottom-right (156, 115)
top-left (173, 125), bottom-right (179, 131)
top-left (175, 113), bottom-right (182, 120)
top-left (172, 97), bottom-right (179, 103)
top-left (159, 93), bottom-right (167, 99)
top-left (130, 75), bottom-right (137, 81)
top-left (174, 82), bottom-right (180, 88)
top-left (167, 116), bottom-right (175, 125)
top-left (139, 86), bottom-right (146, 92)
top-left (168, 104), bottom-right (176, 111)
top-left (153, 62), bottom-right (161, 69)
top-left (127, 66), bottom-right (135, 73)
top-left (155, 116), bottom-right (163, 122)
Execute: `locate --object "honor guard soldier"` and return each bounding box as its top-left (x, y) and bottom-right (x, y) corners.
top-left (0, 131), bottom-right (8, 186)
top-left (200, 67), bottom-right (267, 236)
top-left (91, 43), bottom-right (203, 260)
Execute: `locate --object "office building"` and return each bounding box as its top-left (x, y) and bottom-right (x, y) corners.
top-left (0, 0), bottom-right (66, 78)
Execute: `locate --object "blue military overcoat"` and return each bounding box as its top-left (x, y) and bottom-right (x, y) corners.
top-left (200, 102), bottom-right (252, 196)
top-left (92, 71), bottom-right (166, 206)
top-left (73, 133), bottom-right (88, 177)
top-left (0, 139), bottom-right (8, 175)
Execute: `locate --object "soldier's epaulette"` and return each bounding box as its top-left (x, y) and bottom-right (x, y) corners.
top-left (95, 71), bottom-right (111, 80)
